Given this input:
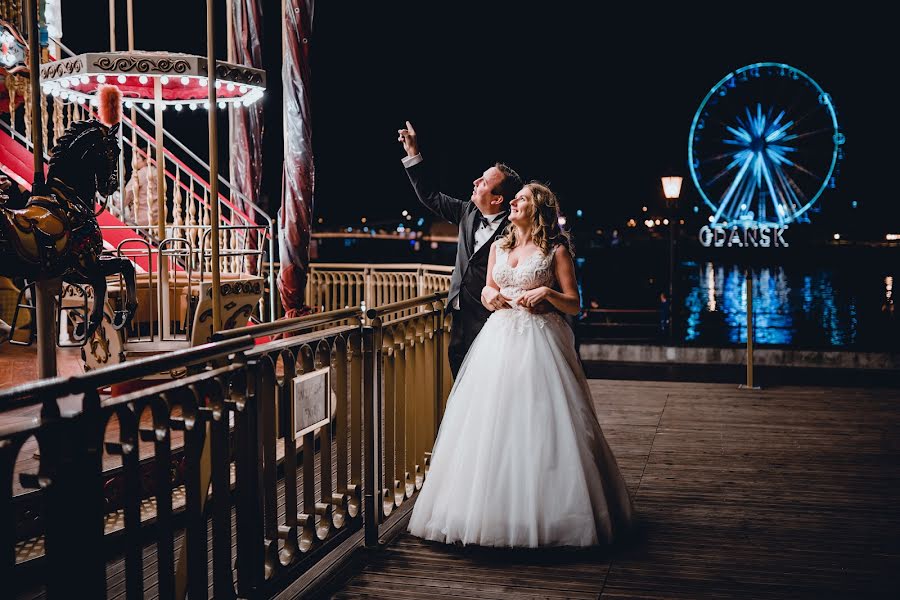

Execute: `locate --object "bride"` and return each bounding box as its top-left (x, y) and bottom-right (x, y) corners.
top-left (408, 182), bottom-right (633, 547)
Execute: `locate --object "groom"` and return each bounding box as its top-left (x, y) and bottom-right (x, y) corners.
top-left (398, 121), bottom-right (522, 377)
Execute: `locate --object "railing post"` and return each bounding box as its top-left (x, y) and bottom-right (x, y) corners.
top-left (362, 325), bottom-right (380, 547)
top-left (234, 361), bottom-right (265, 596)
top-left (43, 391), bottom-right (106, 599)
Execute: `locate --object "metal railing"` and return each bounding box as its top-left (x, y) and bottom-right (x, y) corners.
top-left (2, 291), bottom-right (451, 598)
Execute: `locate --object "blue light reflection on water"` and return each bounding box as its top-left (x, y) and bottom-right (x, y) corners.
top-left (682, 262), bottom-right (863, 346)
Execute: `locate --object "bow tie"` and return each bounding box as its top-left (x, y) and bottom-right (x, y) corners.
top-left (476, 212), bottom-right (506, 229)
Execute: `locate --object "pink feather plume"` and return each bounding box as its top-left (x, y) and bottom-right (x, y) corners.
top-left (97, 84), bottom-right (122, 126)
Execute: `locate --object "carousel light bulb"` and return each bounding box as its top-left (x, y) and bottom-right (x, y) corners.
top-left (215, 80), bottom-right (221, 88)
top-left (117, 75), bottom-right (127, 84)
top-left (79, 75), bottom-right (89, 84)
top-left (77, 96), bottom-right (86, 105)
top-left (180, 76), bottom-right (189, 85)
top-left (160, 75), bottom-right (169, 85)
top-left (124, 100), bottom-right (134, 108)
top-left (242, 99), bottom-right (252, 107)
top-left (160, 103), bottom-right (167, 110)
top-left (138, 75), bottom-right (148, 84)
top-left (60, 78), bottom-right (70, 87)
top-left (189, 103), bottom-right (198, 111)
top-left (90, 97), bottom-right (99, 107)
top-left (41, 83), bottom-right (52, 94)
top-left (226, 82), bottom-right (235, 92)
top-left (217, 100), bottom-right (226, 109)
top-left (239, 85), bottom-right (247, 93)
top-left (51, 89), bottom-right (61, 97)
top-left (203, 101), bottom-right (210, 110)
top-left (97, 74), bottom-right (106, 83)
top-left (174, 103), bottom-right (182, 111)
top-left (69, 77), bottom-right (79, 87)
top-left (60, 91), bottom-right (69, 100)
top-left (198, 77), bottom-right (207, 87)
top-left (142, 101), bottom-right (151, 110)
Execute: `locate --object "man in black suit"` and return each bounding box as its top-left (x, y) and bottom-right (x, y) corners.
top-left (398, 121), bottom-right (523, 377)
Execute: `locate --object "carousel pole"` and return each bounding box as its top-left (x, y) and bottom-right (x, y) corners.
top-left (154, 78), bottom-right (170, 338)
top-left (208, 0), bottom-right (223, 333)
top-left (26, 0), bottom-right (57, 378)
top-left (108, 0), bottom-right (116, 50)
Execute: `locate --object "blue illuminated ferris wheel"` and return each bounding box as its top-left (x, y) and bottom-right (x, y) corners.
top-left (688, 63), bottom-right (844, 228)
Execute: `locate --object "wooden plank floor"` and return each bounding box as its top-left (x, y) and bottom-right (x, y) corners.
top-left (326, 379), bottom-right (900, 599)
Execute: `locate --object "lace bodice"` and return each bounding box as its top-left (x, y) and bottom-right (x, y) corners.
top-left (492, 245), bottom-right (556, 301)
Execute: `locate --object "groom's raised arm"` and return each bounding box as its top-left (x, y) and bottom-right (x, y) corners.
top-left (398, 121), bottom-right (466, 225)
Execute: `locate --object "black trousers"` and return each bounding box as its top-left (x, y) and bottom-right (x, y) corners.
top-left (447, 307), bottom-right (488, 379)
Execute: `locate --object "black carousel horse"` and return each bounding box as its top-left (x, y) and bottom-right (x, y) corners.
top-left (0, 119), bottom-right (137, 341)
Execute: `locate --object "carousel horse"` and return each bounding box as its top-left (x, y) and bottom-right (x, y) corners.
top-left (0, 117), bottom-right (137, 341)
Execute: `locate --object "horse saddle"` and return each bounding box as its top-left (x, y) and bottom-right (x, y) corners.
top-left (0, 201), bottom-right (70, 264)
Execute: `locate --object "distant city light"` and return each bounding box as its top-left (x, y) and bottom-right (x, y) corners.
top-left (642, 206), bottom-right (648, 212)
top-left (576, 209), bottom-right (583, 218)
top-left (317, 217), bottom-right (324, 224)
top-left (679, 219), bottom-right (685, 225)
top-left (363, 226), bottom-right (369, 232)
top-left (558, 216), bottom-right (567, 226)
top-left (346, 227), bottom-right (352, 233)
top-left (851, 201), bottom-right (858, 208)
top-left (645, 219), bottom-right (654, 228)
top-left (361, 217), bottom-right (367, 223)
top-left (663, 219), bottom-right (669, 225)
top-left (417, 218), bottom-right (425, 226)
top-left (833, 233), bottom-right (841, 240)
top-left (693, 206), bottom-right (699, 213)
top-left (401, 209), bottom-right (408, 216)
top-left (886, 234), bottom-right (900, 241)
top-left (626, 219), bottom-right (636, 227)
top-left (708, 215), bottom-right (714, 222)
top-left (655, 219), bottom-right (661, 225)
top-left (406, 214), bottom-right (412, 220)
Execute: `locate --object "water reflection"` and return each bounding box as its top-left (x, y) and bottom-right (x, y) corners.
top-left (683, 262), bottom-right (867, 347)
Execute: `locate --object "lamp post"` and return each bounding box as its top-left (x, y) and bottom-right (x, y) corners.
top-left (661, 175), bottom-right (683, 339)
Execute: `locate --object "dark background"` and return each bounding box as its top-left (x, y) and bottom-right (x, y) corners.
top-left (61, 2), bottom-right (896, 238)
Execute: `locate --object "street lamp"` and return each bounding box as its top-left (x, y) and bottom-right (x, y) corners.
top-left (661, 175), bottom-right (683, 339)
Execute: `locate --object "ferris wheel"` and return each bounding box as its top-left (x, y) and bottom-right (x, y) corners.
top-left (688, 62), bottom-right (844, 228)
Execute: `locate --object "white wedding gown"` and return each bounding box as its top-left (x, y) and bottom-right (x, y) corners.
top-left (408, 245), bottom-right (633, 547)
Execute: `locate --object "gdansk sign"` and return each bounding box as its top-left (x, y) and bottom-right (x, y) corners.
top-left (698, 225), bottom-right (789, 248)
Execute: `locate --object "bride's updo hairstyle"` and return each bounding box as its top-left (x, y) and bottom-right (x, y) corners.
top-left (500, 182), bottom-right (575, 257)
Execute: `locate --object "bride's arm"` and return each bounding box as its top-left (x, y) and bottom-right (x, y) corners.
top-left (481, 242), bottom-right (511, 311)
top-left (517, 245), bottom-right (581, 315)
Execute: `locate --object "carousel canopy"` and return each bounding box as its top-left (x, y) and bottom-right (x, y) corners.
top-left (39, 51), bottom-right (265, 111)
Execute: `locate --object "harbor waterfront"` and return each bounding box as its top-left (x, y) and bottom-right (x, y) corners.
top-left (312, 234), bottom-right (898, 352)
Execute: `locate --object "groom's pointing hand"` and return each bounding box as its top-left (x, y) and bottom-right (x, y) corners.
top-left (398, 120), bottom-right (419, 158)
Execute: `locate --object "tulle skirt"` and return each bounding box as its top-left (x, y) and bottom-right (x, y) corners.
top-left (407, 308), bottom-right (633, 547)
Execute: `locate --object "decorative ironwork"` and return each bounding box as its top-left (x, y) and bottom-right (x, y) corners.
top-left (92, 55), bottom-right (191, 74)
top-left (39, 57), bottom-right (83, 79)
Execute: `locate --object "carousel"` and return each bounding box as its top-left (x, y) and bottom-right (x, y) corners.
top-left (1, 10), bottom-right (274, 385)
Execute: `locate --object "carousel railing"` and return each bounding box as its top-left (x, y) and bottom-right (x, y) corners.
top-left (2, 292), bottom-right (452, 599)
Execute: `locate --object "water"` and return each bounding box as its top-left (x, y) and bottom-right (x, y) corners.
top-left (578, 246), bottom-right (897, 351)
top-left (680, 262), bottom-right (894, 348)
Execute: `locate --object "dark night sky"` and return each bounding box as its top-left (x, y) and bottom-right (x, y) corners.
top-left (61, 2), bottom-right (897, 236)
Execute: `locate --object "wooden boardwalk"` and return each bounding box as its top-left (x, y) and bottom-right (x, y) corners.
top-left (325, 379), bottom-right (900, 599)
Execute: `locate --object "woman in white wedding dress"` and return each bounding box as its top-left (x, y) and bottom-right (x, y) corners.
top-left (408, 182), bottom-right (633, 548)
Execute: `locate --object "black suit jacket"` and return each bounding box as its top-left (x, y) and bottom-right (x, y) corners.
top-left (405, 159), bottom-right (508, 322)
